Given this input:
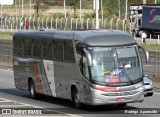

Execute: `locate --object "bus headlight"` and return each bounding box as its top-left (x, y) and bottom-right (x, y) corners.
top-left (136, 86), bottom-right (144, 92)
top-left (90, 87), bottom-right (103, 95)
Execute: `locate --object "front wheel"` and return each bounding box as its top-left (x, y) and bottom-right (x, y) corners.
top-left (72, 89), bottom-right (82, 108)
top-left (29, 80), bottom-right (38, 99)
top-left (147, 92), bottom-right (153, 96)
top-left (117, 103), bottom-right (127, 107)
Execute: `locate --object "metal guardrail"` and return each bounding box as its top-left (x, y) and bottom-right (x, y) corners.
top-left (0, 39), bottom-right (159, 74)
top-left (0, 17), bottom-right (130, 32)
top-left (0, 40), bottom-right (13, 56)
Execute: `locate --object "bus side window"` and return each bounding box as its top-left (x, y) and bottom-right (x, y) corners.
top-left (36, 40), bottom-right (42, 58)
top-left (53, 40), bottom-right (57, 60)
top-left (32, 39), bottom-right (36, 57)
top-left (75, 42), bottom-right (85, 75)
top-left (64, 41), bottom-right (75, 62)
top-left (23, 38), bottom-right (32, 57)
top-left (42, 39), bottom-right (52, 60)
top-left (32, 39), bottom-right (42, 58)
top-left (13, 37), bottom-right (23, 56)
top-left (56, 40), bottom-right (63, 61)
top-left (83, 56), bottom-right (89, 80)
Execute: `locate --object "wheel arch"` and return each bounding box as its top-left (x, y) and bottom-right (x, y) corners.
top-left (71, 85), bottom-right (78, 101)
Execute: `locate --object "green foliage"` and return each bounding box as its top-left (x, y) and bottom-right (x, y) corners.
top-left (83, 13), bottom-right (96, 19)
top-left (14, 0), bottom-right (159, 19)
top-left (34, 0), bottom-right (53, 17)
top-left (66, 0), bottom-right (79, 14)
top-left (44, 0), bottom-right (53, 5)
top-left (51, 13), bottom-right (65, 19)
top-left (101, 0), bottom-right (156, 19)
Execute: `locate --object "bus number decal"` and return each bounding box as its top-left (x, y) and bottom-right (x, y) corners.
top-left (43, 60), bottom-right (56, 97)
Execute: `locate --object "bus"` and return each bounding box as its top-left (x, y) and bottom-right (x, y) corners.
top-left (13, 29), bottom-right (149, 108)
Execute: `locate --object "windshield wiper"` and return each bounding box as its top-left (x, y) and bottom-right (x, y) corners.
top-left (91, 79), bottom-right (110, 86)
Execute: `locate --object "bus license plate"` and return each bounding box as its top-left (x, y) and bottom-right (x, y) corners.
top-left (116, 98), bottom-right (126, 102)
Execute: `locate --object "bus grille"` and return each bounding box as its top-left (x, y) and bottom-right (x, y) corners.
top-left (101, 90), bottom-right (138, 96)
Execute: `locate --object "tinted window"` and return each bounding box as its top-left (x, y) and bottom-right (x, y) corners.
top-left (13, 37), bottom-right (23, 56)
top-left (23, 38), bottom-right (32, 57)
top-left (42, 39), bottom-right (52, 60)
top-left (56, 40), bottom-right (63, 61)
top-left (32, 39), bottom-right (42, 58)
top-left (53, 40), bottom-right (57, 60)
top-left (64, 41), bottom-right (75, 62)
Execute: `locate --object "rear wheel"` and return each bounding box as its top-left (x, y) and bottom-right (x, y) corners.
top-left (29, 80), bottom-right (38, 99)
top-left (72, 88), bottom-right (82, 108)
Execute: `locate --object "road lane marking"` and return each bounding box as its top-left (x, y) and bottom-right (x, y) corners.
top-left (154, 92), bottom-right (160, 95)
top-left (0, 105), bottom-right (40, 107)
top-left (0, 97), bottom-right (82, 117)
top-left (0, 68), bottom-right (13, 72)
top-left (0, 98), bottom-right (42, 108)
top-left (0, 100), bottom-right (11, 102)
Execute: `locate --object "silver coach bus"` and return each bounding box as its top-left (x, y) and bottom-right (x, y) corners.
top-left (13, 30), bottom-right (149, 108)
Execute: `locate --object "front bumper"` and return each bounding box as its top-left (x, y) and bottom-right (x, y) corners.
top-left (86, 85), bottom-right (144, 105)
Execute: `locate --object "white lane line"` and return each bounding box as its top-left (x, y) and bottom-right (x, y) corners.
top-left (0, 97), bottom-right (81, 116)
top-left (0, 98), bottom-right (14, 102)
top-left (0, 98), bottom-right (42, 108)
top-left (0, 100), bottom-right (11, 102)
top-left (0, 105), bottom-right (39, 107)
top-left (0, 68), bottom-right (13, 72)
top-left (154, 92), bottom-right (160, 95)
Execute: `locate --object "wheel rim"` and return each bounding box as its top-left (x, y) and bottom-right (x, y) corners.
top-left (30, 83), bottom-right (34, 96)
top-left (74, 93), bottom-right (80, 104)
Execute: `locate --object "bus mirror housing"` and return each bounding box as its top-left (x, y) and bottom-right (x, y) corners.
top-left (138, 45), bottom-right (150, 63)
top-left (83, 48), bottom-right (92, 66)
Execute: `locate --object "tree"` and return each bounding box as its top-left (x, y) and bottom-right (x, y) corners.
top-left (158, 0), bottom-right (160, 4)
top-left (125, 0), bottom-right (128, 19)
top-left (118, 0), bottom-right (121, 19)
top-left (34, 0), bottom-right (53, 16)
top-left (67, 0), bottom-right (79, 15)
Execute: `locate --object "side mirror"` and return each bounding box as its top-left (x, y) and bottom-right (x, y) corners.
top-left (138, 45), bottom-right (150, 63)
top-left (83, 48), bottom-right (92, 66)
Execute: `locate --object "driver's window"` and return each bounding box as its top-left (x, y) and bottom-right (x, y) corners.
top-left (83, 56), bottom-right (89, 79)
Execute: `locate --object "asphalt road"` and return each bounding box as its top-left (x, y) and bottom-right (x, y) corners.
top-left (0, 69), bottom-right (160, 117)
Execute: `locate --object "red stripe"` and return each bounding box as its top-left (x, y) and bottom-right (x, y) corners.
top-left (34, 64), bottom-right (43, 94)
top-left (96, 86), bottom-right (120, 91)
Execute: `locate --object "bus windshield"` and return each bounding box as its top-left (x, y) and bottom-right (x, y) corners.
top-left (88, 46), bottom-right (142, 84)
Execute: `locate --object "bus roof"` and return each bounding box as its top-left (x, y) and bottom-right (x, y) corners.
top-left (13, 29), bottom-right (136, 46)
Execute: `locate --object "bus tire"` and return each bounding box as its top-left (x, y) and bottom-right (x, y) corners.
top-left (72, 88), bottom-right (82, 109)
top-left (29, 80), bottom-right (38, 99)
top-left (147, 92), bottom-right (153, 96)
top-left (117, 103), bottom-right (127, 107)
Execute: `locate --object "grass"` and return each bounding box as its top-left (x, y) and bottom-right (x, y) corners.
top-left (0, 32), bottom-right (13, 40)
top-left (139, 43), bottom-right (160, 52)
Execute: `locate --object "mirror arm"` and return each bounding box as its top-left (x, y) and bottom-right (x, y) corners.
top-left (138, 45), bottom-right (150, 63)
top-left (83, 48), bottom-right (92, 66)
